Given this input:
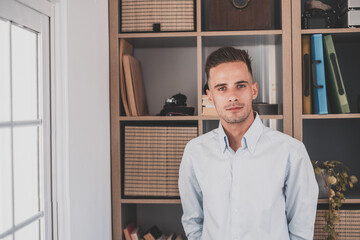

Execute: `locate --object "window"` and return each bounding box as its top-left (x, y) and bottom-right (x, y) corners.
top-left (0, 1), bottom-right (52, 239)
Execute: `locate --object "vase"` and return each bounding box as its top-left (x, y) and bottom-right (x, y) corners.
top-left (315, 170), bottom-right (330, 198)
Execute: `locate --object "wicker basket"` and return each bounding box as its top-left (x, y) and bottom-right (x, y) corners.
top-left (123, 125), bottom-right (197, 197)
top-left (121, 0), bottom-right (195, 32)
top-left (314, 210), bottom-right (360, 240)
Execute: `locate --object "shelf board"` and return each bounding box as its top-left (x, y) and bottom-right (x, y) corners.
top-left (121, 199), bottom-right (181, 204)
top-left (318, 198), bottom-right (360, 204)
top-left (118, 30), bottom-right (282, 39)
top-left (119, 115), bottom-right (283, 121)
top-left (124, 198), bottom-right (360, 204)
top-left (302, 114), bottom-right (360, 119)
top-left (201, 29), bottom-right (282, 36)
top-left (259, 114), bottom-right (284, 120)
top-left (119, 32), bottom-right (198, 39)
top-left (119, 116), bottom-right (199, 121)
top-left (302, 28), bottom-right (360, 34)
top-left (200, 114), bottom-right (283, 120)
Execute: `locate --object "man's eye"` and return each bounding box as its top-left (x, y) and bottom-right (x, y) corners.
top-left (218, 87), bottom-right (226, 91)
top-left (237, 84), bottom-right (245, 88)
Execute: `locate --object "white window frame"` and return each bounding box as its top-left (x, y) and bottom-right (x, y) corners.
top-left (0, 0), bottom-right (72, 240)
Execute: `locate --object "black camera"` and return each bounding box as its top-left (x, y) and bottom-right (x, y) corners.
top-left (159, 93), bottom-right (195, 116)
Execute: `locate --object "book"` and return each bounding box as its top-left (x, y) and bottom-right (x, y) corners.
top-left (119, 39), bottom-right (133, 116)
top-left (123, 54), bottom-right (149, 116)
top-left (174, 234), bottom-right (184, 240)
top-left (202, 95), bottom-right (217, 116)
top-left (143, 226), bottom-right (162, 240)
top-left (131, 227), bottom-right (140, 240)
top-left (311, 34), bottom-right (328, 114)
top-left (202, 106), bottom-right (218, 116)
top-left (123, 223), bottom-right (135, 240)
top-left (302, 35), bottom-right (312, 114)
top-left (157, 234), bottom-right (169, 240)
top-left (323, 34), bottom-right (350, 114)
top-left (166, 233), bottom-right (176, 240)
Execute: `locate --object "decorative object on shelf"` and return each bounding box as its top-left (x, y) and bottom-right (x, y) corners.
top-left (159, 93), bottom-right (195, 116)
top-left (252, 102), bottom-right (278, 115)
top-left (338, 0), bottom-right (360, 28)
top-left (120, 0), bottom-right (195, 33)
top-left (204, 0), bottom-right (277, 31)
top-left (312, 160), bottom-right (358, 240)
top-left (232, 0), bottom-right (250, 9)
top-left (302, 0), bottom-right (343, 29)
top-left (340, 9), bottom-right (360, 28)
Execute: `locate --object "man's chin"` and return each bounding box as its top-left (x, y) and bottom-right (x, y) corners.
top-left (224, 118), bottom-right (246, 124)
top-left (221, 111), bottom-right (252, 124)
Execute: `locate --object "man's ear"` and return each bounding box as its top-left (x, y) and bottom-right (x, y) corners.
top-left (252, 82), bottom-right (258, 100)
top-left (206, 89), bottom-right (213, 102)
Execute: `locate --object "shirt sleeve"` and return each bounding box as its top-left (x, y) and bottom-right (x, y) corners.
top-left (284, 143), bottom-right (319, 240)
top-left (178, 143), bottom-right (204, 240)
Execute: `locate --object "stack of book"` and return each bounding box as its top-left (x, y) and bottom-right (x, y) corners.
top-left (302, 34), bottom-right (350, 114)
top-left (202, 95), bottom-right (218, 116)
top-left (123, 125), bottom-right (198, 197)
top-left (124, 224), bottom-right (184, 240)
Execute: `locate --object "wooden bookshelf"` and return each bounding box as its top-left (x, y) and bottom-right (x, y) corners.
top-left (109, 1), bottom-right (292, 239)
top-left (109, 0), bottom-right (360, 237)
top-left (291, 0), bottom-right (360, 226)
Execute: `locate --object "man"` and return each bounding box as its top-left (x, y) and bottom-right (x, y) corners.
top-left (178, 47), bottom-right (318, 240)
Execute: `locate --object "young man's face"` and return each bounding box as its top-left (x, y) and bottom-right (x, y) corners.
top-left (207, 61), bottom-right (258, 124)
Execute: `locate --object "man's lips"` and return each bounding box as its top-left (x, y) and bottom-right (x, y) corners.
top-left (226, 105), bottom-right (244, 111)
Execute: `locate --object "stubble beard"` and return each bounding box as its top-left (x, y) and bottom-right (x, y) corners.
top-left (217, 104), bottom-right (252, 124)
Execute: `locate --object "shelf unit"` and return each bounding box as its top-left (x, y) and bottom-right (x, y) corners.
top-left (109, 0), bottom-right (291, 239)
top-left (292, 0), bottom-right (360, 205)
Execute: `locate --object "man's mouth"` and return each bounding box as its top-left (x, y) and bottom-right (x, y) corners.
top-left (226, 105), bottom-right (244, 111)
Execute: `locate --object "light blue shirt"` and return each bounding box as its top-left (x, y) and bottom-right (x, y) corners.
top-left (178, 114), bottom-right (318, 240)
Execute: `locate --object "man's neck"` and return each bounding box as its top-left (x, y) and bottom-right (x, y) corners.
top-left (221, 112), bottom-right (255, 151)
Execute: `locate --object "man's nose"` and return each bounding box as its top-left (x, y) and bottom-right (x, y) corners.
top-left (228, 88), bottom-right (239, 102)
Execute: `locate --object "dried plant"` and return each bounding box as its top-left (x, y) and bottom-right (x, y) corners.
top-left (312, 160), bottom-right (358, 240)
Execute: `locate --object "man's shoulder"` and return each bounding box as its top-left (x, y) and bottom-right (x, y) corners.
top-left (262, 126), bottom-right (304, 151)
top-left (185, 127), bottom-right (219, 150)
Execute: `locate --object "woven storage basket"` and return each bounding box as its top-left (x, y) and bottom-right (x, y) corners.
top-left (314, 209), bottom-right (360, 240)
top-left (123, 125), bottom-right (197, 197)
top-left (120, 0), bottom-right (195, 32)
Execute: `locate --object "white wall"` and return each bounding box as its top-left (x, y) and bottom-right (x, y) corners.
top-left (66, 0), bottom-right (111, 239)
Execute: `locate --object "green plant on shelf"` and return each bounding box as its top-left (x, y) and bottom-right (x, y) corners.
top-left (312, 160), bottom-right (358, 240)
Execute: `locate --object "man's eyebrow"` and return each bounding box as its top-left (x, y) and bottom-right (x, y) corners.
top-left (235, 80), bottom-right (249, 84)
top-left (214, 80), bottom-right (250, 89)
top-left (214, 83), bottom-right (227, 88)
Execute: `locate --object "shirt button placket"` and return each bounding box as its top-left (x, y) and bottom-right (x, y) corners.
top-left (231, 155), bottom-right (241, 239)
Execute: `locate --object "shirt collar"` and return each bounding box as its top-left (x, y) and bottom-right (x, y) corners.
top-left (217, 113), bottom-right (264, 154)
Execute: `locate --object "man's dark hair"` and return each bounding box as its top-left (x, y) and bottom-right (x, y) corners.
top-left (204, 47), bottom-right (253, 88)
